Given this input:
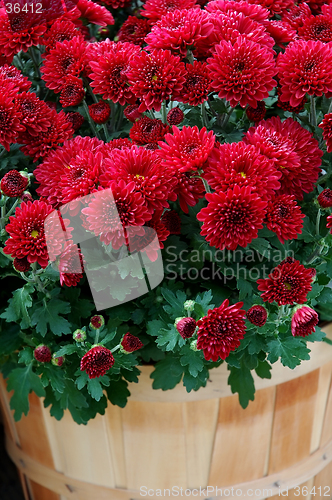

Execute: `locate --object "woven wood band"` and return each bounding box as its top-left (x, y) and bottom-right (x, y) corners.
top-left (6, 435), bottom-right (332, 500)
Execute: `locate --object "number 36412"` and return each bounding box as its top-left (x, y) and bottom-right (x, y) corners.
top-left (5, 3), bottom-right (42, 13)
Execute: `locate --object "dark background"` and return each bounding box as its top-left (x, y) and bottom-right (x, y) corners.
top-left (0, 424), bottom-right (25, 500)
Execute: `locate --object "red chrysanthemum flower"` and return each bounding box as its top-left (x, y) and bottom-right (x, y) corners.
top-left (246, 101), bottom-right (266, 122)
top-left (117, 16), bottom-right (151, 46)
top-left (0, 90), bottom-right (25, 151)
top-left (0, 64), bottom-right (31, 92)
top-left (247, 0), bottom-right (293, 17)
top-left (172, 61), bottom-right (212, 106)
top-left (298, 15), bottom-right (332, 43)
top-left (127, 49), bottom-right (186, 112)
top-left (88, 101), bottom-right (111, 124)
top-left (90, 315), bottom-right (105, 329)
top-left (1, 170), bottom-right (28, 197)
top-left (264, 20), bottom-right (296, 46)
top-left (42, 19), bottom-right (83, 52)
top-left (41, 36), bottom-right (87, 93)
top-left (100, 138), bottom-right (133, 161)
top-left (327, 214), bottom-right (332, 232)
top-left (129, 116), bottom-right (170, 145)
top-left (277, 86), bottom-right (307, 113)
top-left (196, 299), bottom-right (246, 361)
top-left (89, 42), bottom-right (140, 106)
top-left (101, 0), bottom-right (131, 9)
top-left (76, 0), bottom-right (114, 27)
top-left (141, 0), bottom-right (198, 22)
top-left (307, 0), bottom-right (326, 15)
top-left (13, 256), bottom-right (31, 273)
top-left (319, 113), bottom-right (332, 152)
top-left (157, 125), bottom-right (215, 173)
top-left (206, 0), bottom-right (269, 24)
top-left (197, 185), bottom-right (267, 250)
top-left (161, 210), bottom-right (181, 234)
top-left (59, 76), bottom-right (85, 108)
top-left (121, 332), bottom-right (144, 352)
top-left (80, 345), bottom-right (114, 379)
top-left (204, 142), bottom-right (280, 201)
top-left (257, 259), bottom-right (313, 305)
top-left (15, 92), bottom-right (53, 137)
top-left (265, 194), bottom-right (305, 244)
top-left (100, 146), bottom-right (176, 213)
top-left (34, 345), bottom-right (52, 363)
top-left (3, 200), bottom-right (54, 268)
top-left (20, 109), bottom-right (73, 161)
top-left (167, 107), bottom-right (184, 126)
top-left (174, 171), bottom-right (205, 213)
top-left (65, 111), bottom-right (85, 131)
top-left (58, 243), bottom-right (84, 287)
top-left (318, 188), bottom-right (332, 208)
top-left (291, 305), bottom-right (319, 337)
top-left (35, 136), bottom-right (104, 207)
top-left (244, 117), bottom-right (322, 200)
top-left (176, 317), bottom-right (196, 338)
top-left (282, 3), bottom-right (311, 30)
top-left (207, 37), bottom-right (277, 109)
top-left (81, 180), bottom-right (151, 248)
top-left (246, 305), bottom-right (267, 326)
top-left (20, 192), bottom-right (33, 203)
top-left (278, 40), bottom-right (332, 108)
top-left (126, 209), bottom-right (169, 261)
top-left (145, 9), bottom-right (213, 56)
top-left (0, 9), bottom-right (47, 58)
top-left (124, 104), bottom-right (142, 122)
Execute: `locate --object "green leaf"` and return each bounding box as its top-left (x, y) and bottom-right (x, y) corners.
top-left (306, 326), bottom-right (326, 342)
top-left (106, 378), bottom-right (130, 407)
top-left (131, 309), bottom-right (145, 325)
top-left (297, 217), bottom-right (316, 242)
top-left (147, 319), bottom-right (165, 337)
top-left (267, 337), bottom-right (310, 369)
top-left (255, 360), bottom-right (272, 379)
top-left (155, 324), bottom-right (186, 351)
top-left (247, 238), bottom-right (271, 256)
top-left (180, 347), bottom-right (205, 377)
top-left (161, 288), bottom-right (187, 318)
top-left (7, 365), bottom-right (46, 421)
top-left (18, 347), bottom-right (33, 365)
top-left (99, 330), bottom-right (117, 346)
top-left (194, 290), bottom-right (214, 318)
top-left (42, 365), bottom-right (66, 393)
top-left (182, 366), bottom-right (209, 392)
top-left (228, 363), bottom-right (255, 409)
top-left (0, 284), bottom-right (33, 329)
top-left (57, 379), bottom-right (88, 410)
top-left (31, 297), bottom-right (71, 336)
top-left (237, 278), bottom-right (253, 301)
top-left (54, 344), bottom-right (79, 357)
top-left (0, 323), bottom-right (22, 355)
top-left (151, 356), bottom-right (184, 390)
top-left (87, 378), bottom-right (106, 401)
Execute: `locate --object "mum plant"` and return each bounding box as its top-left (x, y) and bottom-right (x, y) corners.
top-left (1, 0), bottom-right (332, 425)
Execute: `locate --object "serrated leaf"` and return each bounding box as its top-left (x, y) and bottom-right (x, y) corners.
top-left (161, 288), bottom-right (187, 318)
top-left (255, 360), bottom-right (272, 379)
top-left (57, 379), bottom-right (88, 410)
top-left (306, 326), bottom-right (326, 342)
top-left (194, 290), bottom-right (214, 317)
top-left (87, 378), bottom-right (104, 401)
top-left (99, 330), bottom-right (117, 346)
top-left (182, 366), bottom-right (209, 392)
top-left (147, 319), bottom-right (165, 337)
top-left (247, 238), bottom-right (271, 256)
top-left (237, 278), bottom-right (253, 301)
top-left (7, 365), bottom-right (46, 421)
top-left (0, 323), bottom-right (22, 355)
top-left (267, 337), bottom-right (310, 368)
top-left (31, 297), bottom-right (71, 336)
top-left (156, 324), bottom-right (186, 351)
top-left (54, 344), bottom-right (79, 357)
top-left (106, 378), bottom-right (130, 407)
top-left (18, 347), bottom-right (33, 365)
top-left (151, 356), bottom-right (184, 390)
top-left (180, 347), bottom-right (205, 377)
top-left (42, 365), bottom-right (66, 393)
top-left (297, 217), bottom-right (316, 242)
top-left (228, 363), bottom-right (255, 409)
top-left (0, 284), bottom-right (33, 329)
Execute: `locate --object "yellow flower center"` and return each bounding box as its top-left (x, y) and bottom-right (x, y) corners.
top-left (240, 172), bottom-right (246, 178)
top-left (31, 230), bottom-right (39, 238)
top-left (284, 282), bottom-right (292, 290)
top-left (135, 174), bottom-right (145, 180)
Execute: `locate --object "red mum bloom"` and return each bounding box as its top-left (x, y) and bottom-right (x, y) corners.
top-left (100, 138), bottom-right (133, 160)
top-left (15, 92), bottom-right (53, 136)
top-left (206, 0), bottom-right (269, 24)
top-left (319, 113), bottom-right (332, 152)
top-left (65, 111), bottom-right (85, 131)
top-left (117, 16), bottom-right (151, 46)
top-left (59, 243), bottom-right (84, 287)
top-left (60, 76), bottom-right (85, 108)
top-left (13, 256), bottom-right (31, 272)
top-left (89, 42), bottom-right (140, 106)
top-left (0, 64), bottom-right (31, 92)
top-left (278, 40), bottom-right (332, 108)
top-left (203, 141), bottom-right (280, 201)
top-left (246, 101), bottom-right (266, 122)
top-left (167, 107), bottom-right (184, 126)
top-left (277, 86), bottom-right (307, 113)
top-left (327, 214), bottom-right (332, 233)
top-left (90, 315), bottom-right (105, 329)
top-left (162, 210), bottom-right (181, 234)
top-left (246, 305), bottom-right (267, 326)
top-left (0, 90), bottom-right (25, 151)
top-left (0, 9), bottom-right (47, 58)
top-left (80, 345), bottom-right (114, 379)
top-left (100, 146), bottom-right (176, 213)
top-left (298, 15), bottom-right (332, 43)
top-left (145, 9), bottom-right (213, 56)
top-left (42, 19), bottom-right (83, 52)
top-left (318, 188), bottom-right (332, 208)
top-left (35, 136), bottom-right (104, 207)
top-left (197, 185), bottom-right (267, 250)
top-left (76, 0), bottom-right (114, 27)
top-left (172, 61), bottom-right (212, 106)
top-left (88, 101), bottom-right (111, 124)
top-left (174, 171), bottom-right (205, 213)
top-left (207, 37), bottom-right (277, 109)
top-left (3, 200), bottom-right (54, 268)
top-left (257, 260), bottom-right (313, 305)
top-left (126, 209), bottom-right (170, 261)
top-left (20, 110), bottom-right (73, 161)
top-left (244, 116), bottom-right (322, 200)
top-left (264, 20), bottom-right (296, 46)
top-left (282, 3), bottom-right (311, 30)
top-left (196, 299), bottom-right (246, 361)
top-left (34, 345), bottom-right (52, 363)
top-left (246, 0), bottom-right (293, 17)
top-left (124, 104), bottom-right (142, 122)
top-left (129, 116), bottom-right (170, 145)
top-left (81, 180), bottom-right (151, 248)
top-left (157, 125), bottom-right (215, 173)
top-left (1, 170), bottom-right (28, 197)
top-left (141, 0), bottom-right (198, 22)
top-left (265, 194), bottom-right (305, 244)
top-left (41, 36), bottom-right (87, 93)
top-left (291, 305), bottom-right (319, 337)
top-left (175, 317), bottom-right (196, 338)
top-left (121, 332), bottom-right (144, 352)
top-left (127, 49), bottom-right (186, 113)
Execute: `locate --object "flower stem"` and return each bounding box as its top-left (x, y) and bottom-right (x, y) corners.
top-left (201, 177), bottom-right (211, 194)
top-left (82, 100), bottom-right (101, 140)
top-left (328, 99), bottom-right (332, 114)
top-left (310, 95), bottom-right (317, 127)
top-left (6, 199), bottom-right (20, 219)
top-left (28, 47), bottom-right (41, 79)
top-left (316, 208), bottom-right (321, 237)
top-left (161, 101), bottom-right (167, 124)
top-left (83, 77), bottom-right (98, 103)
top-left (186, 49), bottom-right (194, 65)
top-left (111, 344), bottom-right (121, 353)
top-left (201, 102), bottom-right (209, 129)
top-left (95, 329), bottom-right (100, 344)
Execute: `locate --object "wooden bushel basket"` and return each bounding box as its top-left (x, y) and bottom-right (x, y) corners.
top-left (1, 325), bottom-right (332, 500)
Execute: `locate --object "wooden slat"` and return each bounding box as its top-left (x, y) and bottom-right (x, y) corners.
top-left (208, 387), bottom-right (276, 486)
top-left (310, 362), bottom-right (332, 453)
top-left (182, 399), bottom-right (219, 488)
top-left (26, 479), bottom-right (61, 500)
top-left (313, 373), bottom-right (332, 491)
top-left (104, 404), bottom-right (127, 489)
